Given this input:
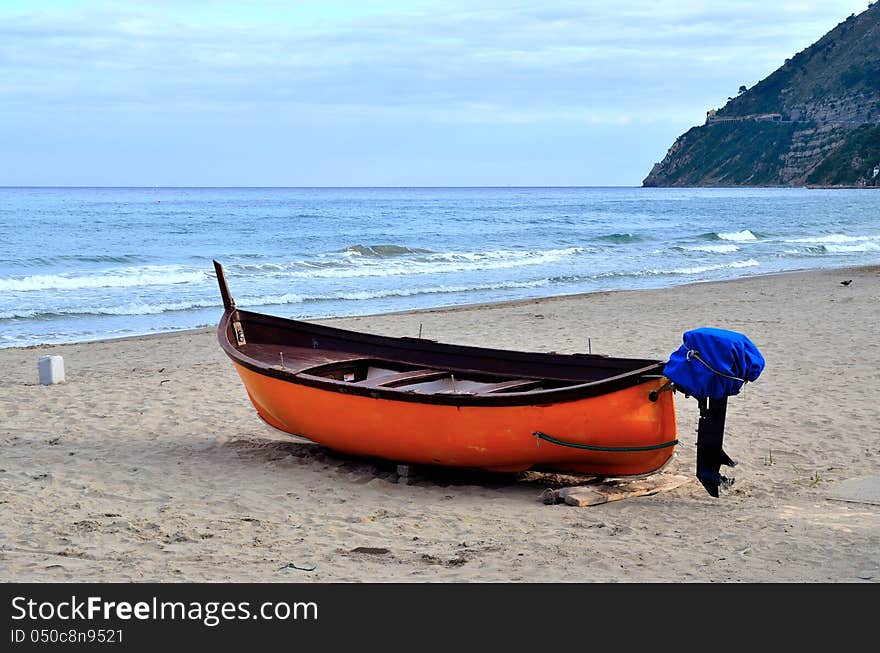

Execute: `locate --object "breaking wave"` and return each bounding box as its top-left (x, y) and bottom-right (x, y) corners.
top-left (784, 233), bottom-right (880, 244)
top-left (814, 243), bottom-right (880, 254)
top-left (0, 266), bottom-right (208, 292)
top-left (0, 299), bottom-right (219, 319)
top-left (594, 259), bottom-right (761, 279)
top-left (0, 279), bottom-right (552, 320)
top-left (596, 233), bottom-right (643, 244)
top-left (716, 230), bottom-right (758, 242)
top-left (286, 247), bottom-right (585, 279)
top-left (340, 244), bottom-right (434, 258)
top-left (670, 259), bottom-right (760, 274)
top-left (226, 246), bottom-right (587, 280)
top-left (679, 244), bottom-right (740, 254)
top-left (0, 254), bottom-right (148, 267)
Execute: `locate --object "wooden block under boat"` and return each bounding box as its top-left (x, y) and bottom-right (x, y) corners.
top-left (540, 474), bottom-right (692, 507)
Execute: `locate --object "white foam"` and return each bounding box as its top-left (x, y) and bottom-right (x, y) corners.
top-left (685, 244), bottom-right (740, 253)
top-left (593, 259), bottom-right (761, 280)
top-left (825, 242), bottom-right (880, 253)
top-left (0, 299), bottom-right (219, 319)
top-left (785, 234), bottom-right (879, 244)
top-left (236, 293), bottom-right (305, 308)
top-left (426, 247), bottom-right (582, 262)
top-left (717, 230), bottom-right (758, 242)
top-left (287, 247), bottom-right (585, 279)
top-left (0, 278), bottom-right (556, 320)
top-left (325, 279), bottom-right (550, 301)
top-left (241, 279), bottom-right (551, 306)
top-left (671, 259), bottom-right (760, 274)
top-left (0, 266), bottom-right (207, 292)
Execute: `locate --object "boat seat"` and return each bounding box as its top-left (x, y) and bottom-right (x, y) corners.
top-left (479, 379), bottom-right (543, 394)
top-left (358, 369), bottom-right (448, 388)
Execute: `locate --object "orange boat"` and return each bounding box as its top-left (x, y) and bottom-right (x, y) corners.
top-left (213, 261), bottom-right (677, 476)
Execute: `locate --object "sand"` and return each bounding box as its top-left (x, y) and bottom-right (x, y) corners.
top-left (1, 266), bottom-right (879, 582)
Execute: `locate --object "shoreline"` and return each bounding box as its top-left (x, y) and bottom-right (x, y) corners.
top-left (11, 262), bottom-right (879, 353)
top-left (2, 263), bottom-right (878, 582)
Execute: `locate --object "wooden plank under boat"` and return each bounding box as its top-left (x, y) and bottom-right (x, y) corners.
top-left (213, 261), bottom-right (677, 476)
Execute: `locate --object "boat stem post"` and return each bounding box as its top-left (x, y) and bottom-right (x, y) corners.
top-left (213, 260), bottom-right (236, 311)
top-left (695, 396), bottom-right (736, 497)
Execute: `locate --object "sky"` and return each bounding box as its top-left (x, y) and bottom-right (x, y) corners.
top-left (0, 1), bottom-right (871, 186)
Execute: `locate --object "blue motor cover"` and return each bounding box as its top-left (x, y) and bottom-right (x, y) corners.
top-left (663, 327), bottom-right (765, 400)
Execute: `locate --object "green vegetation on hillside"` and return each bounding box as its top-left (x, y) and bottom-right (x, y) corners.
top-left (805, 124), bottom-right (880, 186)
top-left (643, 4), bottom-right (880, 187)
top-left (644, 122), bottom-right (799, 186)
top-left (717, 6), bottom-right (880, 119)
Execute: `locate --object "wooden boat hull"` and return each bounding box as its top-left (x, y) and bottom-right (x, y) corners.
top-left (231, 360), bottom-right (676, 475)
top-left (212, 260), bottom-right (678, 477)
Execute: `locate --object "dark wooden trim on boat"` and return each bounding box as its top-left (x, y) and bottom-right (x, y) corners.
top-left (213, 260), bottom-right (235, 311)
top-left (217, 308), bottom-right (665, 407)
top-left (235, 308), bottom-right (656, 374)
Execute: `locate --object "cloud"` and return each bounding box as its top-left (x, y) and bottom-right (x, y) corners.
top-left (0, 1), bottom-right (871, 185)
top-left (0, 0), bottom-right (869, 125)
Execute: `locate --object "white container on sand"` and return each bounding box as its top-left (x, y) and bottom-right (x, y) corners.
top-left (38, 355), bottom-right (65, 385)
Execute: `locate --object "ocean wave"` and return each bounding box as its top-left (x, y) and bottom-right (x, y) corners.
top-left (424, 247), bottom-right (581, 262)
top-left (824, 243), bottom-right (880, 253)
top-left (0, 266), bottom-right (208, 292)
top-left (227, 246), bottom-right (585, 279)
top-left (0, 254), bottom-right (149, 267)
top-left (0, 299), bottom-right (220, 319)
top-left (591, 259), bottom-right (760, 280)
top-left (596, 233), bottom-right (643, 244)
top-left (798, 243), bottom-right (880, 254)
top-left (317, 279), bottom-right (550, 301)
top-left (0, 279), bottom-right (553, 320)
top-left (670, 259), bottom-right (760, 274)
top-left (784, 233), bottom-right (880, 244)
top-left (717, 230), bottom-right (758, 242)
top-left (679, 244), bottom-right (740, 254)
top-left (288, 247), bottom-right (585, 279)
top-left (340, 244), bottom-right (434, 258)
top-left (232, 278), bottom-right (552, 306)
top-left (231, 262), bottom-right (291, 272)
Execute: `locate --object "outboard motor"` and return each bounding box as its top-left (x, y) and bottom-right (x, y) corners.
top-left (664, 328), bottom-right (765, 497)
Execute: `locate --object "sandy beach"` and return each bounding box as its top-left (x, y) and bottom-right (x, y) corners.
top-left (1, 265), bottom-right (878, 582)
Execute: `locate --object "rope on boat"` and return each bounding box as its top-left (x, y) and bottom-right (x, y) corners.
top-left (533, 431), bottom-right (678, 452)
top-left (686, 349), bottom-right (746, 383)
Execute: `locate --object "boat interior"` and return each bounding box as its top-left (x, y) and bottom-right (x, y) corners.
top-left (214, 260), bottom-right (664, 397)
top-left (298, 357), bottom-right (577, 395)
top-left (239, 344), bottom-right (579, 395)
top-left (229, 310), bottom-right (664, 397)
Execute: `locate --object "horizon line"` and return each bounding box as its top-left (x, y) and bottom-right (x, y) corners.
top-left (0, 185), bottom-right (644, 189)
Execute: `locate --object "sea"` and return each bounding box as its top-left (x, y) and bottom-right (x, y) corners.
top-left (1, 186), bottom-right (877, 348)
